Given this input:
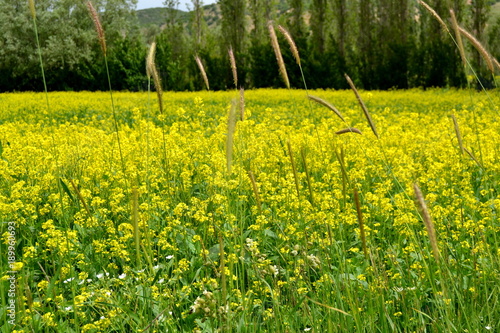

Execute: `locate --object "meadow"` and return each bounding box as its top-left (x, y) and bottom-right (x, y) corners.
top-left (1, 88), bottom-right (500, 332)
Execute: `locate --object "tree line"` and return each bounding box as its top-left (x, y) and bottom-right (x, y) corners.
top-left (1, 0), bottom-right (499, 92)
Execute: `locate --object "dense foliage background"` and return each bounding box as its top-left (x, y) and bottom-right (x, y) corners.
top-left (1, 0), bottom-right (500, 91)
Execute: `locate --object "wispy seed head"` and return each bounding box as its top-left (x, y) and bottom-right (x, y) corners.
top-left (86, 1), bottom-right (106, 55)
top-left (278, 25), bottom-right (300, 66)
top-left (268, 22), bottom-right (290, 89)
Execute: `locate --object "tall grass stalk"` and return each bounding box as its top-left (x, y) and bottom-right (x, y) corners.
top-left (132, 187), bottom-right (141, 264)
top-left (226, 99), bottom-right (238, 174)
top-left (451, 114), bottom-right (464, 155)
top-left (86, 1), bottom-right (125, 175)
top-left (239, 87), bottom-right (245, 121)
top-left (146, 42), bottom-right (168, 171)
top-left (247, 170), bottom-right (262, 214)
top-left (286, 140), bottom-right (300, 199)
top-left (29, 0), bottom-right (49, 111)
top-left (353, 188), bottom-right (368, 260)
top-left (300, 147), bottom-right (315, 207)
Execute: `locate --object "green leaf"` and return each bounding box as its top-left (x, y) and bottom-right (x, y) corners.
top-left (59, 178), bottom-right (75, 202)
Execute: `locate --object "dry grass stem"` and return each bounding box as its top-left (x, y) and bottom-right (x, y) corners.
top-left (413, 183), bottom-right (440, 263)
top-left (353, 188), bottom-right (368, 260)
top-left (300, 147), bottom-right (315, 207)
top-left (417, 0), bottom-right (449, 33)
top-left (458, 26), bottom-right (495, 74)
top-left (449, 9), bottom-right (466, 68)
top-left (336, 127), bottom-right (362, 135)
top-left (228, 47), bottom-right (238, 88)
top-left (69, 179), bottom-right (92, 219)
top-left (239, 87), bottom-right (245, 121)
top-left (451, 114), bottom-right (464, 155)
top-left (304, 296), bottom-right (350, 316)
top-left (464, 147), bottom-right (483, 168)
top-left (86, 1), bottom-right (106, 55)
top-left (278, 25), bottom-right (300, 65)
top-left (268, 22), bottom-right (290, 89)
top-left (226, 99), bottom-right (238, 174)
top-left (286, 140), bottom-right (300, 198)
top-left (308, 95), bottom-right (345, 122)
top-left (195, 55), bottom-right (210, 90)
top-left (335, 149), bottom-right (349, 208)
top-left (344, 74), bottom-right (379, 139)
top-left (146, 42), bottom-right (163, 113)
top-left (219, 234), bottom-right (227, 313)
top-left (247, 170), bottom-right (262, 214)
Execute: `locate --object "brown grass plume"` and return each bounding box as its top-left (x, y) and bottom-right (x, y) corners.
top-left (229, 47), bottom-right (238, 88)
top-left (86, 1), bottom-right (106, 55)
top-left (268, 22), bottom-right (290, 89)
top-left (146, 42), bottom-right (163, 114)
top-left (458, 26), bottom-right (495, 74)
top-left (336, 128), bottom-right (362, 135)
top-left (413, 183), bottom-right (440, 263)
top-left (308, 95), bottom-right (345, 122)
top-left (449, 9), bottom-right (466, 68)
top-left (278, 25), bottom-right (300, 66)
top-left (195, 55), bottom-right (210, 90)
top-left (417, 0), bottom-right (449, 33)
top-left (345, 74), bottom-right (379, 139)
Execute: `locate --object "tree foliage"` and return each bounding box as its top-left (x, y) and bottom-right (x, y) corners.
top-left (1, 0), bottom-right (499, 91)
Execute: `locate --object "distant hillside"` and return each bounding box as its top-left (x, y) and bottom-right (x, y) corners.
top-left (137, 1), bottom-right (500, 31)
top-left (136, 3), bottom-right (220, 28)
top-left (135, 1), bottom-right (293, 29)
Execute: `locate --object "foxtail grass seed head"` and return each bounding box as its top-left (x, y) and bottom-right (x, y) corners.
top-left (417, 0), bottom-right (449, 33)
top-left (450, 9), bottom-right (466, 68)
top-left (458, 26), bottom-right (495, 74)
top-left (336, 127), bottom-right (362, 135)
top-left (268, 22), bottom-right (290, 89)
top-left (229, 47), bottom-right (238, 88)
top-left (86, 1), bottom-right (106, 55)
top-left (278, 25), bottom-right (300, 66)
top-left (29, 0), bottom-right (36, 20)
top-left (195, 55), bottom-right (210, 90)
top-left (146, 42), bottom-right (163, 114)
top-left (308, 95), bottom-right (345, 122)
top-left (413, 183), bottom-right (440, 263)
top-left (146, 42), bottom-right (156, 78)
top-left (344, 74), bottom-right (379, 139)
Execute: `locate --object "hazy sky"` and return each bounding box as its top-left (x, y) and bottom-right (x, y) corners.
top-left (136, 0), bottom-right (216, 11)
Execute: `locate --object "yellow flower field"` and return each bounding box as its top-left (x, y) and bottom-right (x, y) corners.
top-left (1, 89), bottom-right (499, 331)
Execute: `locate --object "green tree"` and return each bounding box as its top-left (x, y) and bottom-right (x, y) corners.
top-left (0, 0), bottom-right (140, 91)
